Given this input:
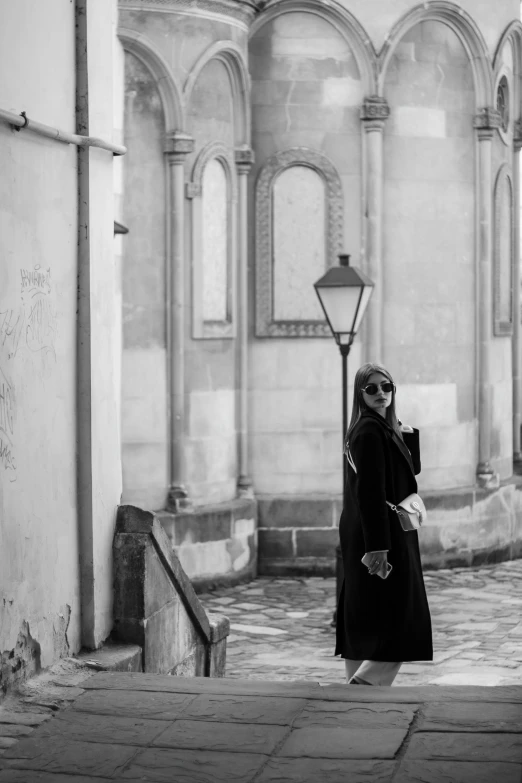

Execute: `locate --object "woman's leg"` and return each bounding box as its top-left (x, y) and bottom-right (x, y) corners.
top-left (354, 660), bottom-right (402, 686)
top-left (344, 659), bottom-right (364, 683)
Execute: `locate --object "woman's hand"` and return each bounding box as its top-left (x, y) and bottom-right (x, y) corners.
top-left (399, 422), bottom-right (414, 433)
top-left (367, 551), bottom-right (388, 576)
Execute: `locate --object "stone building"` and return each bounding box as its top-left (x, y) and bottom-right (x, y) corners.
top-left (119, 0), bottom-right (522, 581)
top-left (3, 0), bottom-right (522, 692)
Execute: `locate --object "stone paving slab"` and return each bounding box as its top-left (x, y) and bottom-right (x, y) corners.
top-left (152, 718), bottom-right (288, 754)
top-left (198, 561), bottom-right (522, 687)
top-left (256, 758), bottom-right (395, 783)
top-left (0, 774), bottom-right (109, 783)
top-left (82, 671), bottom-right (322, 699)
top-left (180, 694), bottom-right (308, 724)
top-left (276, 726), bottom-right (409, 759)
top-left (1, 736), bottom-right (137, 777)
top-left (40, 711), bottom-right (171, 746)
top-left (393, 760), bottom-right (522, 783)
top-left (73, 688), bottom-right (198, 719)
top-left (1, 673), bottom-right (521, 782)
top-left (407, 731), bottom-right (522, 762)
top-left (419, 701), bottom-right (522, 732)
top-left (119, 747), bottom-right (269, 782)
top-left (293, 701), bottom-right (416, 729)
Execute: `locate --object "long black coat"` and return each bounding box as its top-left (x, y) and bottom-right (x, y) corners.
top-left (335, 409), bottom-right (433, 662)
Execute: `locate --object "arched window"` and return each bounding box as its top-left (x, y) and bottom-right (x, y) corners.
top-left (255, 148), bottom-right (343, 337)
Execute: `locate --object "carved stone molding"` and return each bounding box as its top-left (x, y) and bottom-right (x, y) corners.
top-left (190, 141), bottom-right (237, 202)
top-left (378, 2), bottom-right (491, 107)
top-left (361, 95), bottom-right (390, 122)
top-left (255, 147), bottom-right (343, 338)
top-left (514, 119), bottom-right (522, 150)
top-left (165, 131), bottom-right (195, 161)
top-left (235, 145), bottom-right (255, 174)
top-left (474, 108), bottom-right (502, 139)
top-left (119, 0), bottom-right (258, 27)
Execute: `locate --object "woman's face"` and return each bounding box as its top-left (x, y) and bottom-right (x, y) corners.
top-left (361, 372), bottom-right (393, 418)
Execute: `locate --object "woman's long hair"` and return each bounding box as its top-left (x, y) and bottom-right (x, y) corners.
top-left (345, 362), bottom-right (402, 445)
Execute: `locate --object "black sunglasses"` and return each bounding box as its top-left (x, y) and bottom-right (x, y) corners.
top-left (362, 382), bottom-right (395, 396)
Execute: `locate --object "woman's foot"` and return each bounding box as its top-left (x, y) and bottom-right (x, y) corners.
top-left (348, 675), bottom-right (373, 685)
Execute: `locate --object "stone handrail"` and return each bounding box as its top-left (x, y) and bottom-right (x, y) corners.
top-left (112, 505), bottom-right (229, 677)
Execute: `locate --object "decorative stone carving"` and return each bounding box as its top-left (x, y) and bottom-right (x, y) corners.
top-left (185, 182), bottom-right (201, 199)
top-left (165, 130), bottom-right (195, 160)
top-left (360, 95), bottom-right (390, 122)
top-left (235, 145), bottom-right (255, 174)
top-left (493, 166), bottom-right (514, 336)
top-left (189, 142), bottom-right (237, 339)
top-left (255, 147), bottom-right (343, 338)
top-left (474, 108), bottom-right (502, 139)
top-left (515, 119), bottom-right (522, 150)
top-left (191, 141), bottom-right (237, 202)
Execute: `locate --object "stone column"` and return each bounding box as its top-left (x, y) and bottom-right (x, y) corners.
top-left (165, 131), bottom-right (194, 511)
top-left (360, 96), bottom-right (390, 364)
top-left (474, 109), bottom-right (501, 487)
top-left (235, 145), bottom-right (255, 496)
top-left (513, 121), bottom-right (522, 463)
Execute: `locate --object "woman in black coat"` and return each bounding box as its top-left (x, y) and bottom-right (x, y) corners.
top-left (335, 362), bottom-right (432, 685)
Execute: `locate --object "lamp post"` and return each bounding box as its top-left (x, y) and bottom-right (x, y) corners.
top-left (314, 254), bottom-right (374, 626)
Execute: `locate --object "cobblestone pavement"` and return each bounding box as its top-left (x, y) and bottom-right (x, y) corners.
top-left (199, 559), bottom-right (522, 686)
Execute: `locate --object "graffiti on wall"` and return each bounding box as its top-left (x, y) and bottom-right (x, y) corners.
top-left (0, 368), bottom-right (16, 480)
top-left (0, 265), bottom-right (57, 362)
top-left (21, 265), bottom-right (56, 360)
top-left (0, 264), bottom-right (57, 481)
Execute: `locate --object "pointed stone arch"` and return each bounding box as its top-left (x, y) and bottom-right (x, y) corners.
top-left (494, 20), bottom-right (522, 126)
top-left (118, 27), bottom-right (184, 132)
top-left (183, 41), bottom-right (250, 145)
top-left (249, 0), bottom-right (377, 95)
top-left (378, 1), bottom-right (493, 107)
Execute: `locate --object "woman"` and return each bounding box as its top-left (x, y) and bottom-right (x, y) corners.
top-left (335, 362), bottom-right (433, 686)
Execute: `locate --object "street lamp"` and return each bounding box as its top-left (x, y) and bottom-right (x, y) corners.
top-left (313, 254), bottom-right (374, 626)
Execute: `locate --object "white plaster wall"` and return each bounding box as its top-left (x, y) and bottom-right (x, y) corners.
top-left (83, 0), bottom-right (124, 647)
top-left (338, 0), bottom-right (519, 56)
top-left (0, 1), bottom-right (80, 665)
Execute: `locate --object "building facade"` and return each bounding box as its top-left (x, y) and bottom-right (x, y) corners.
top-left (0, 0), bottom-right (124, 690)
top-left (2, 0), bottom-right (522, 693)
top-left (119, 0), bottom-right (522, 580)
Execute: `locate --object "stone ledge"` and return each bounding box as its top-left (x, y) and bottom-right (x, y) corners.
top-left (76, 643), bottom-right (142, 674)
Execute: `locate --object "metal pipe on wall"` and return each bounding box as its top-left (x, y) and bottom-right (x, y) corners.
top-left (0, 107), bottom-right (126, 155)
top-left (512, 127), bottom-right (522, 463)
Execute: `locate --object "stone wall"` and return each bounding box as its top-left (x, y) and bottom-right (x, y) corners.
top-left (249, 10), bottom-right (364, 496)
top-left (382, 20), bottom-right (477, 491)
top-left (258, 479), bottom-right (522, 575)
